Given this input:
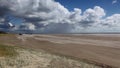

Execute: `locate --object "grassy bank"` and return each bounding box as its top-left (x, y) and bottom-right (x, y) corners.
top-left (0, 44), bottom-right (18, 57)
top-left (0, 44), bottom-right (101, 68)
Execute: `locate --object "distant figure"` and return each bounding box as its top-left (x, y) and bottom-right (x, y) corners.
top-left (19, 33), bottom-right (23, 35)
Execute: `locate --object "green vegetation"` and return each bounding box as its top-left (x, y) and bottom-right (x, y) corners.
top-left (0, 34), bottom-right (6, 36)
top-left (0, 45), bottom-right (101, 68)
top-left (0, 44), bottom-right (18, 57)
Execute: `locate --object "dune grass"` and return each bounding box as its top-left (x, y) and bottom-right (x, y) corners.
top-left (0, 46), bottom-right (101, 68)
top-left (0, 34), bottom-right (12, 37)
top-left (0, 44), bottom-right (18, 57)
top-left (0, 34), bottom-right (7, 36)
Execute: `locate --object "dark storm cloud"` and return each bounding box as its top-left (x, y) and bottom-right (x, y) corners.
top-left (0, 6), bottom-right (10, 17)
top-left (0, 23), bottom-right (7, 28)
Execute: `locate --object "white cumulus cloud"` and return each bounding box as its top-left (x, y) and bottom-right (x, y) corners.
top-left (0, 0), bottom-right (120, 33)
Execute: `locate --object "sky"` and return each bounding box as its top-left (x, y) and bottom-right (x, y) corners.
top-left (0, 0), bottom-right (120, 33)
top-left (55, 0), bottom-right (120, 16)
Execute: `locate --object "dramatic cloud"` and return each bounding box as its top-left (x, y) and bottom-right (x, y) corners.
top-left (103, 14), bottom-right (120, 27)
top-left (80, 6), bottom-right (105, 27)
top-left (19, 23), bottom-right (36, 30)
top-left (0, 0), bottom-right (120, 33)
